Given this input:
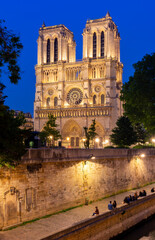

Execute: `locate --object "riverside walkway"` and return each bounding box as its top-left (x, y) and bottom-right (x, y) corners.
top-left (0, 183), bottom-right (154, 240)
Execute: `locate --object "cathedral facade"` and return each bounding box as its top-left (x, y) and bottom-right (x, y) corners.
top-left (34, 12), bottom-right (123, 148)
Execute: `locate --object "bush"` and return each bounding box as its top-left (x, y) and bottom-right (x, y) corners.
top-left (104, 146), bottom-right (115, 149)
top-left (133, 144), bottom-right (155, 149)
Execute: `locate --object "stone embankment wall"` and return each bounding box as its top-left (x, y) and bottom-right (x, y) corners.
top-left (42, 194), bottom-right (155, 240)
top-left (0, 148), bottom-right (154, 229)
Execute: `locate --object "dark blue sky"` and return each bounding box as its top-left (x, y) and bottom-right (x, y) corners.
top-left (1, 0), bottom-right (155, 116)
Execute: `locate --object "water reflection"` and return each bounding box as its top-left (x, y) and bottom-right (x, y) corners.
top-left (111, 215), bottom-right (155, 240)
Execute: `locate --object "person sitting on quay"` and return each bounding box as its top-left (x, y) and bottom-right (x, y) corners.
top-left (139, 191), bottom-right (143, 197)
top-left (113, 200), bottom-right (117, 209)
top-left (151, 187), bottom-right (155, 193)
top-left (108, 201), bottom-right (114, 210)
top-left (92, 206), bottom-right (99, 216)
top-left (132, 192), bottom-right (138, 201)
top-left (142, 190), bottom-right (147, 196)
top-left (123, 196), bottom-right (130, 204)
top-left (128, 195), bottom-right (132, 201)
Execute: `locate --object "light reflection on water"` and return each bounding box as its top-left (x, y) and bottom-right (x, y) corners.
top-left (111, 215), bottom-right (155, 240)
top-left (140, 230), bottom-right (155, 240)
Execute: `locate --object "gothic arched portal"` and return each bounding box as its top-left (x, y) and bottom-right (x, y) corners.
top-left (62, 120), bottom-right (82, 148)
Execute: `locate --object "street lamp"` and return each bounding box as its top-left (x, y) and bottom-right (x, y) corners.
top-left (102, 139), bottom-right (109, 148)
top-left (95, 138), bottom-right (99, 143)
top-left (151, 138), bottom-right (155, 144)
top-left (94, 137), bottom-right (100, 148)
top-left (140, 153), bottom-right (145, 158)
top-left (66, 137), bottom-right (70, 148)
top-left (49, 135), bottom-right (53, 147)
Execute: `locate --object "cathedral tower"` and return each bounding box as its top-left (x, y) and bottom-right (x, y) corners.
top-left (34, 13), bottom-right (123, 148)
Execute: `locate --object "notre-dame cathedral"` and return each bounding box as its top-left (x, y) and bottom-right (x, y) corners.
top-left (34, 12), bottom-right (123, 148)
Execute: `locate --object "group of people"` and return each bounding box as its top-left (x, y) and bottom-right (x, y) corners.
top-left (123, 189), bottom-right (147, 204)
top-left (92, 200), bottom-right (117, 216)
top-left (92, 187), bottom-right (155, 217)
top-left (108, 200), bottom-right (117, 210)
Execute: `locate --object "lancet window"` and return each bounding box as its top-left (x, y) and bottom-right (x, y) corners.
top-left (47, 39), bottom-right (50, 63)
top-left (54, 38), bottom-right (58, 62)
top-left (101, 31), bottom-right (104, 58)
top-left (93, 33), bottom-right (97, 58)
top-left (47, 97), bottom-right (50, 107)
top-left (100, 68), bottom-right (104, 78)
top-left (93, 95), bottom-right (97, 105)
top-left (54, 97), bottom-right (58, 107)
top-left (92, 68), bottom-right (96, 78)
top-left (101, 94), bottom-right (104, 104)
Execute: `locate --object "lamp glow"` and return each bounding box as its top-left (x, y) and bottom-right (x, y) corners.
top-left (95, 138), bottom-right (99, 143)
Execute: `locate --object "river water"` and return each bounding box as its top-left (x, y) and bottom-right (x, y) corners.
top-left (111, 215), bottom-right (155, 240)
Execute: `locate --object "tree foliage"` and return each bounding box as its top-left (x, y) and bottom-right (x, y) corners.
top-left (84, 119), bottom-right (97, 149)
top-left (0, 20), bottom-right (27, 167)
top-left (110, 116), bottom-right (137, 148)
top-left (120, 53), bottom-right (155, 134)
top-left (0, 20), bottom-right (23, 84)
top-left (0, 93), bottom-right (28, 166)
top-left (134, 123), bottom-right (147, 144)
top-left (39, 114), bottom-right (61, 146)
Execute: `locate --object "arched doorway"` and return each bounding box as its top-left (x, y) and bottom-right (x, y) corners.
top-left (62, 120), bottom-right (82, 148)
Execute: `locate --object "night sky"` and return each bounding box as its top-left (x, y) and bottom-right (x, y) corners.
top-left (1, 0), bottom-right (155, 116)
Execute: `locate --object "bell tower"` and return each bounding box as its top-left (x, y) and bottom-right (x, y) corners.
top-left (34, 13), bottom-right (123, 148)
top-left (37, 23), bottom-right (76, 65)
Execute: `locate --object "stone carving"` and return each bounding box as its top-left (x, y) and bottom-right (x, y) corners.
top-left (95, 86), bottom-right (101, 93)
top-left (48, 89), bottom-right (53, 95)
top-left (67, 88), bottom-right (83, 105)
top-left (25, 188), bottom-right (36, 212)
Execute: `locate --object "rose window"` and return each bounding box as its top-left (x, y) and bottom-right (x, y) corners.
top-left (67, 88), bottom-right (83, 105)
top-left (95, 86), bottom-right (101, 93)
top-left (48, 89), bottom-right (53, 95)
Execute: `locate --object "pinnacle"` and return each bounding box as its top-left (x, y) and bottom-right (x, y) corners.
top-left (42, 21), bottom-right (46, 28)
top-left (106, 11), bottom-right (111, 18)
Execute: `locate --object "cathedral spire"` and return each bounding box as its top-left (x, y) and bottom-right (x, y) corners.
top-left (42, 21), bottom-right (46, 28)
top-left (106, 11), bottom-right (111, 18)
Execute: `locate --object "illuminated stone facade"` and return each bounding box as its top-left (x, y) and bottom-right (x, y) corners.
top-left (34, 12), bottom-right (123, 148)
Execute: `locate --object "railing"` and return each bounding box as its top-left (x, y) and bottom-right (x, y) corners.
top-left (35, 106), bottom-right (112, 119)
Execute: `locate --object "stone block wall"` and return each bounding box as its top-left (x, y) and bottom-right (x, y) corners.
top-left (0, 148), bottom-right (154, 229)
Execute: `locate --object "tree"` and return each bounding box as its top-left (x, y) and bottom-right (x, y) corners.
top-left (0, 20), bottom-right (27, 167)
top-left (120, 53), bottom-right (155, 134)
top-left (0, 104), bottom-right (28, 167)
top-left (0, 20), bottom-right (23, 84)
top-left (110, 116), bottom-right (137, 148)
top-left (39, 114), bottom-right (61, 146)
top-left (83, 119), bottom-right (97, 149)
top-left (134, 123), bottom-right (147, 144)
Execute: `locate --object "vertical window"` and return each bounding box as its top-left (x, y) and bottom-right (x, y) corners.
top-left (46, 72), bottom-right (49, 82)
top-left (47, 39), bottom-right (50, 63)
top-left (100, 68), bottom-right (104, 78)
top-left (93, 95), bottom-right (96, 105)
top-left (47, 97), bottom-right (50, 107)
top-left (76, 137), bottom-right (79, 147)
top-left (54, 97), bottom-right (58, 107)
top-left (92, 68), bottom-right (96, 78)
top-left (93, 33), bottom-right (97, 58)
top-left (71, 137), bottom-right (74, 147)
top-left (54, 38), bottom-right (58, 63)
top-left (101, 31), bottom-right (104, 58)
top-left (101, 94), bottom-right (104, 104)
